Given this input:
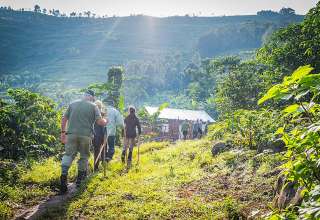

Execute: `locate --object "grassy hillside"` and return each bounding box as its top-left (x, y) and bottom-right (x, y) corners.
top-left (1, 139), bottom-right (283, 219)
top-left (0, 10), bottom-right (303, 89)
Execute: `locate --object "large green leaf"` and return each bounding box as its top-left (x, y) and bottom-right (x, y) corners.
top-left (283, 104), bottom-right (303, 116)
top-left (258, 84), bottom-right (283, 105)
top-left (291, 65), bottom-right (313, 82)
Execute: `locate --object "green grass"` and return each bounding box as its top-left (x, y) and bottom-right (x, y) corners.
top-left (0, 140), bottom-right (283, 219)
top-left (0, 157), bottom-right (78, 219)
top-left (43, 140), bottom-right (282, 219)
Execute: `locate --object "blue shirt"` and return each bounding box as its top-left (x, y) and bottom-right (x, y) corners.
top-left (106, 106), bottom-right (124, 136)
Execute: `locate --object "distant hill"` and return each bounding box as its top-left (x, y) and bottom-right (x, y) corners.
top-left (0, 9), bottom-right (303, 88)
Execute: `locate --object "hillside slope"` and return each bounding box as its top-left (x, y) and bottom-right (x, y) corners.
top-left (0, 10), bottom-right (303, 87)
top-left (15, 140), bottom-right (282, 219)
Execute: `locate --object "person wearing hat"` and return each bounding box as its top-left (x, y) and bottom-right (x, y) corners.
top-left (60, 89), bottom-right (108, 194)
top-left (104, 98), bottom-right (124, 162)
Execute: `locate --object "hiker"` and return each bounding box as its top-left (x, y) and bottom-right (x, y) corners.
top-left (192, 120), bottom-right (199, 139)
top-left (204, 120), bottom-right (210, 135)
top-left (93, 100), bottom-right (107, 171)
top-left (181, 119), bottom-right (189, 140)
top-left (60, 90), bottom-right (107, 194)
top-left (105, 98), bottom-right (124, 162)
top-left (188, 120), bottom-right (193, 139)
top-left (122, 106), bottom-right (141, 167)
top-left (198, 119), bottom-right (203, 138)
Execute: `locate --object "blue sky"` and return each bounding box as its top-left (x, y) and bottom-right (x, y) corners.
top-left (0, 0), bottom-right (317, 17)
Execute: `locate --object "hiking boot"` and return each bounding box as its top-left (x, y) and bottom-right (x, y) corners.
top-left (60, 174), bottom-right (68, 194)
top-left (76, 171), bottom-right (87, 187)
top-left (121, 151), bottom-right (126, 163)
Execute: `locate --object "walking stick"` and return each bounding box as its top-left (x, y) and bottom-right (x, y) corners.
top-left (103, 138), bottom-right (108, 178)
top-left (123, 126), bottom-right (127, 163)
top-left (94, 138), bottom-right (107, 175)
top-left (137, 136), bottom-right (140, 165)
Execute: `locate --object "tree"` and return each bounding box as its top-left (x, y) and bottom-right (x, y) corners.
top-left (84, 11), bottom-right (91, 17)
top-left (106, 66), bottom-right (124, 108)
top-left (70, 12), bottom-right (76, 17)
top-left (257, 2), bottom-right (320, 79)
top-left (257, 10), bottom-right (279, 17)
top-left (34, 4), bottom-right (41, 13)
top-left (186, 56), bottom-right (241, 103)
top-left (52, 9), bottom-right (60, 17)
top-left (214, 61), bottom-right (266, 114)
top-left (259, 65), bottom-right (320, 218)
top-left (85, 66), bottom-right (124, 109)
top-left (279, 7), bottom-right (295, 16)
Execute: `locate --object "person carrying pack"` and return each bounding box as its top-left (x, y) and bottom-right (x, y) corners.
top-left (192, 120), bottom-right (199, 139)
top-left (104, 99), bottom-right (124, 162)
top-left (122, 106), bottom-right (141, 167)
top-left (181, 119), bottom-right (189, 140)
top-left (92, 100), bottom-right (107, 171)
top-left (60, 90), bottom-right (107, 194)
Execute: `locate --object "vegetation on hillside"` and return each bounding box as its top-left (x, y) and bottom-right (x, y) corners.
top-left (0, 1), bottom-right (320, 219)
top-left (0, 5), bottom-right (303, 107)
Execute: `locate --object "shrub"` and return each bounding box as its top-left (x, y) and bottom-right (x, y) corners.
top-left (0, 88), bottom-right (62, 160)
top-left (208, 109), bottom-right (282, 150)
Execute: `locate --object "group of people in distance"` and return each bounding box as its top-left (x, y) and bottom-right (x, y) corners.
top-left (59, 89), bottom-right (141, 194)
top-left (180, 119), bottom-right (209, 140)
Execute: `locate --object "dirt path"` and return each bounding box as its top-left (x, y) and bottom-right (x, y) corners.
top-left (15, 183), bottom-right (77, 220)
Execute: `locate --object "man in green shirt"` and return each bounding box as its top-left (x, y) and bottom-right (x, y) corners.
top-left (60, 90), bottom-right (107, 194)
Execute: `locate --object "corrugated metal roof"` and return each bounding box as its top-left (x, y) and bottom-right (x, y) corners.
top-left (145, 106), bottom-right (215, 122)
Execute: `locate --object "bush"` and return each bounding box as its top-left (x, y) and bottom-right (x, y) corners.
top-left (0, 88), bottom-right (62, 160)
top-left (208, 109), bottom-right (282, 150)
top-left (259, 65), bottom-right (320, 216)
top-left (222, 197), bottom-right (244, 220)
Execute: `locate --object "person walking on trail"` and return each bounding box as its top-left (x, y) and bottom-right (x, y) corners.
top-left (104, 99), bottom-right (124, 162)
top-left (60, 90), bottom-right (107, 194)
top-left (192, 120), bottom-right (199, 139)
top-left (181, 119), bottom-right (189, 140)
top-left (93, 100), bottom-right (107, 171)
top-left (122, 106), bottom-right (141, 167)
top-left (198, 119), bottom-right (204, 138)
top-left (204, 120), bottom-right (210, 135)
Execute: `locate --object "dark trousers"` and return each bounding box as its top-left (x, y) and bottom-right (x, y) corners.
top-left (93, 138), bottom-right (103, 170)
top-left (106, 135), bottom-right (115, 161)
top-left (182, 131), bottom-right (188, 140)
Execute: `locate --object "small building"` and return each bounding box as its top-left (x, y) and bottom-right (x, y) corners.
top-left (144, 106), bottom-right (215, 140)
